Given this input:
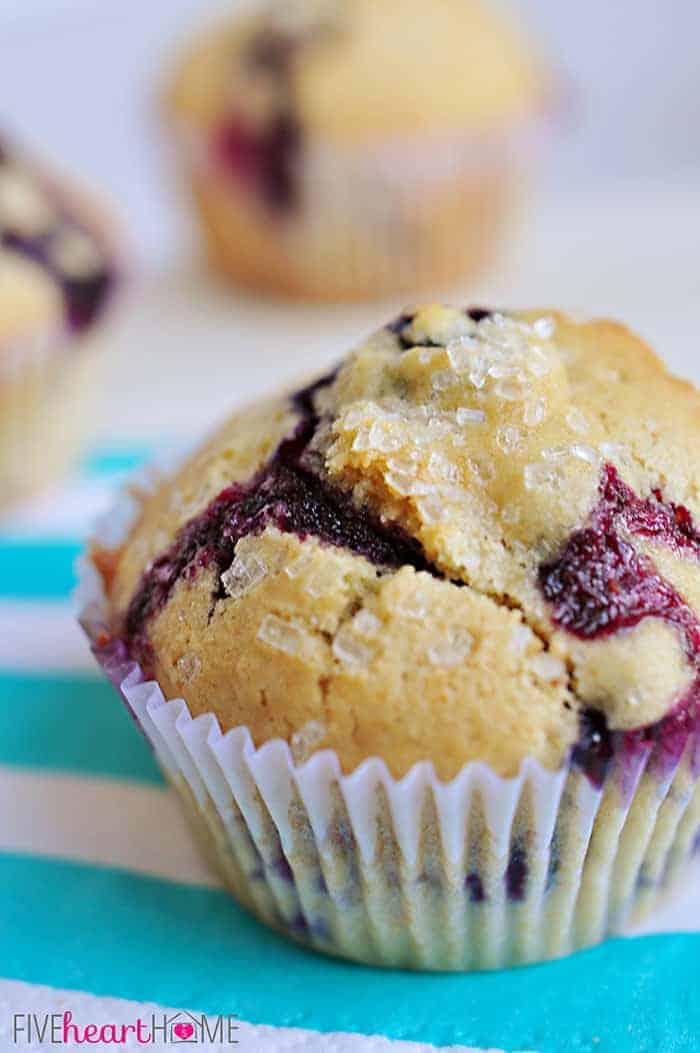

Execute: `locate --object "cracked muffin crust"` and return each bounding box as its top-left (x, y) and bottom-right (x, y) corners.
top-left (98, 307), bottom-right (700, 782)
top-left (165, 0), bottom-right (547, 299)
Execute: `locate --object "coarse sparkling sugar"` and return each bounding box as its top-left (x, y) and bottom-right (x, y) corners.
top-left (290, 719), bottom-right (326, 764)
top-left (352, 609), bottom-right (381, 637)
top-left (523, 461), bottom-right (566, 492)
top-left (401, 587), bottom-right (429, 620)
top-left (427, 627), bottom-right (473, 668)
top-left (531, 652), bottom-right (568, 684)
top-left (524, 396), bottom-right (547, 427)
top-left (566, 406), bottom-right (589, 435)
top-left (418, 493), bottom-right (446, 524)
top-left (496, 425), bottom-right (524, 454)
top-left (533, 316), bottom-right (556, 340)
top-left (176, 652), bottom-right (202, 682)
top-left (508, 623), bottom-right (532, 655)
top-left (257, 613), bottom-right (308, 656)
top-left (221, 551), bottom-right (267, 598)
top-left (455, 406), bottom-right (486, 425)
top-left (332, 623), bottom-right (376, 669)
top-left (302, 561), bottom-right (339, 598)
top-left (284, 547), bottom-right (315, 579)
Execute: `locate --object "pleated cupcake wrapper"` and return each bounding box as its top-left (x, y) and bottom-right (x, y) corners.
top-left (170, 119), bottom-right (544, 298)
top-left (78, 465), bottom-right (700, 969)
top-left (0, 338), bottom-right (105, 503)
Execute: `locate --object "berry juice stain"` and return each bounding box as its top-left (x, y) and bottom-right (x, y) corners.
top-left (0, 145), bottom-right (113, 333)
top-left (212, 25), bottom-right (307, 213)
top-left (124, 374), bottom-right (438, 661)
top-left (539, 464), bottom-right (700, 785)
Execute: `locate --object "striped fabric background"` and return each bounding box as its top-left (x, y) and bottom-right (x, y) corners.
top-left (2, 446), bottom-right (699, 1053)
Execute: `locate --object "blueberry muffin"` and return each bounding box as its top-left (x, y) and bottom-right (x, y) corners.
top-left (0, 136), bottom-right (119, 503)
top-left (165, 0), bottom-right (547, 300)
top-left (86, 307), bottom-right (700, 970)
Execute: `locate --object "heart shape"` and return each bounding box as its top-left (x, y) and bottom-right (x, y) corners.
top-left (173, 1022), bottom-right (195, 1040)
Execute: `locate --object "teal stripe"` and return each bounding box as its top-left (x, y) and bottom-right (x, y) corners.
top-left (0, 541), bottom-right (80, 599)
top-left (0, 673), bottom-right (161, 783)
top-left (0, 444), bottom-right (163, 599)
top-left (80, 444), bottom-right (154, 478)
top-left (1, 854), bottom-right (698, 1052)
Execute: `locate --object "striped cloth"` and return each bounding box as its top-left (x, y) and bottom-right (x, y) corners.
top-left (1, 446), bottom-right (699, 1053)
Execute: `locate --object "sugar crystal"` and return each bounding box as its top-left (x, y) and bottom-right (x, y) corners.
top-left (432, 369), bottom-right (456, 392)
top-left (258, 614), bottom-right (307, 656)
top-left (291, 720), bottom-right (326, 765)
top-left (508, 624), bottom-right (532, 655)
top-left (456, 407), bottom-right (486, 425)
top-left (531, 653), bottom-right (567, 683)
top-left (496, 425), bottom-right (523, 454)
top-left (533, 317), bottom-right (555, 340)
top-left (524, 397), bottom-right (547, 427)
top-left (427, 627), bottom-right (473, 668)
top-left (368, 420), bottom-right (403, 453)
top-left (566, 407), bottom-right (589, 435)
top-left (353, 609), bottom-right (381, 637)
top-left (402, 587), bottom-right (429, 619)
top-left (332, 625), bottom-right (375, 669)
top-left (176, 652), bottom-right (202, 682)
top-left (418, 493), bottom-right (446, 523)
top-left (352, 426), bottom-right (373, 452)
top-left (222, 552), bottom-right (267, 598)
top-left (524, 462), bottom-right (565, 491)
top-left (493, 379), bottom-right (525, 402)
top-left (285, 547), bottom-right (315, 578)
top-left (570, 443), bottom-right (600, 465)
top-left (446, 337), bottom-right (478, 370)
top-left (501, 503), bottom-right (521, 525)
top-left (303, 562), bottom-right (338, 598)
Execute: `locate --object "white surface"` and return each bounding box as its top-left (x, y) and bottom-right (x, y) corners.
top-left (0, 767), bottom-right (217, 886)
top-left (0, 979), bottom-right (507, 1052)
top-left (96, 184), bottom-right (700, 444)
top-left (2, 0), bottom-right (700, 266)
top-left (0, 603), bottom-right (101, 669)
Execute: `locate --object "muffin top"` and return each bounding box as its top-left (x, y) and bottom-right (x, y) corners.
top-left (98, 307), bottom-right (700, 781)
top-left (0, 137), bottom-right (117, 362)
top-left (169, 0), bottom-right (544, 145)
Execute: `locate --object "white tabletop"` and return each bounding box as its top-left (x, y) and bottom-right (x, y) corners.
top-left (100, 183), bottom-right (700, 444)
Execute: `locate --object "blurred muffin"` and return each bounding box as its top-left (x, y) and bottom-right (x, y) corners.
top-left (165, 0), bottom-right (548, 300)
top-left (86, 307), bottom-right (700, 970)
top-left (0, 136), bottom-right (119, 503)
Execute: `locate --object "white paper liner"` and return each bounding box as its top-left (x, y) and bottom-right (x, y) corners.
top-left (77, 465), bottom-right (700, 971)
top-left (169, 119), bottom-right (543, 300)
top-left (0, 339), bottom-right (104, 504)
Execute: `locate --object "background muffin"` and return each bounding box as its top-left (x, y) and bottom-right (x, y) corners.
top-left (86, 307), bottom-right (700, 969)
top-left (0, 136), bottom-right (120, 503)
top-left (165, 0), bottom-right (547, 300)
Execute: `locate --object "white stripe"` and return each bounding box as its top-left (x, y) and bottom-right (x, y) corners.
top-left (0, 602), bottom-right (95, 670)
top-left (0, 979), bottom-right (506, 1053)
top-left (0, 479), bottom-right (117, 539)
top-left (0, 767), bottom-right (219, 887)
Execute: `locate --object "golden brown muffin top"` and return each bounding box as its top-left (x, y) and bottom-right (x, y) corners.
top-left (101, 307), bottom-right (700, 780)
top-left (0, 138), bottom-right (117, 366)
top-left (168, 0), bottom-right (544, 144)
